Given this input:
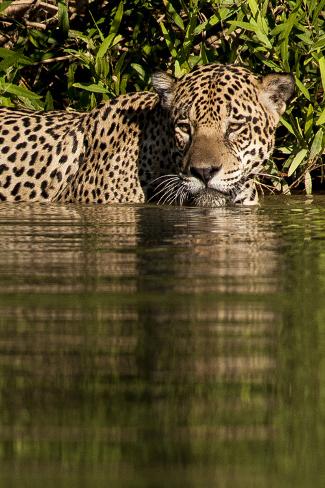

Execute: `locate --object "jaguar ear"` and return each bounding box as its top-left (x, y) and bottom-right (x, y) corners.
top-left (259, 73), bottom-right (295, 117)
top-left (151, 71), bottom-right (176, 109)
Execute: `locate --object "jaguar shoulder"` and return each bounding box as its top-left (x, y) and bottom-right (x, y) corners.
top-left (0, 63), bottom-right (294, 206)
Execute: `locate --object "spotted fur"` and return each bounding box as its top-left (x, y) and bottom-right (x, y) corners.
top-left (151, 64), bottom-right (294, 207)
top-left (0, 63), bottom-right (294, 205)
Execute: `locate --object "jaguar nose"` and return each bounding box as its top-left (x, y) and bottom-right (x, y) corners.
top-left (190, 166), bottom-right (220, 183)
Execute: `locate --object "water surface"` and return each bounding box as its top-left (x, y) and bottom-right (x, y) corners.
top-left (0, 196), bottom-right (324, 487)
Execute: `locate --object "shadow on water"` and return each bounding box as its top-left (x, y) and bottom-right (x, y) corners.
top-left (0, 196), bottom-right (324, 487)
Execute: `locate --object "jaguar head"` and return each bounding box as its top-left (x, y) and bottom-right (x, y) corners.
top-left (152, 64), bottom-right (294, 207)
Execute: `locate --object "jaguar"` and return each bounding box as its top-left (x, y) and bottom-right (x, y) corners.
top-left (0, 63), bottom-right (294, 206)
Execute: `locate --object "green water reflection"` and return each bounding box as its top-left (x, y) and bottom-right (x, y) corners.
top-left (0, 196), bottom-right (324, 487)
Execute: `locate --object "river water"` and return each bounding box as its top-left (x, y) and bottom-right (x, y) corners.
top-left (0, 196), bottom-right (324, 487)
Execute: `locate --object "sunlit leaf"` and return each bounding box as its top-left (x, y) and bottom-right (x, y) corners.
top-left (73, 83), bottom-right (109, 93)
top-left (97, 33), bottom-right (123, 59)
top-left (0, 1), bottom-right (13, 14)
top-left (159, 21), bottom-right (178, 59)
top-left (0, 81), bottom-right (41, 100)
top-left (304, 104), bottom-right (314, 136)
top-left (0, 48), bottom-right (33, 71)
top-left (131, 63), bottom-right (146, 80)
top-left (280, 117), bottom-right (297, 136)
top-left (247, 0), bottom-right (258, 17)
top-left (309, 128), bottom-right (324, 160)
top-left (295, 77), bottom-right (310, 101)
top-left (304, 171), bottom-right (312, 195)
top-left (193, 14), bottom-right (219, 36)
top-left (109, 1), bottom-right (124, 36)
top-left (319, 56), bottom-right (325, 93)
top-left (316, 107), bottom-right (325, 125)
top-left (96, 2), bottom-right (124, 58)
top-left (228, 20), bottom-right (271, 48)
top-left (288, 149), bottom-right (308, 177)
top-left (162, 0), bottom-right (185, 30)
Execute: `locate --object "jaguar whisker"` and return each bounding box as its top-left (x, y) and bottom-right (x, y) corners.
top-left (151, 176), bottom-right (180, 191)
top-left (148, 180), bottom-right (180, 202)
top-left (164, 184), bottom-right (184, 205)
top-left (157, 183), bottom-right (180, 205)
top-left (180, 187), bottom-right (189, 206)
top-left (150, 174), bottom-right (179, 185)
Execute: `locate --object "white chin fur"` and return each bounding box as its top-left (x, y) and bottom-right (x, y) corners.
top-left (182, 177), bottom-right (205, 194)
top-left (190, 189), bottom-right (229, 208)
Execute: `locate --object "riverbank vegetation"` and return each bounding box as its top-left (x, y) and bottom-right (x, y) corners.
top-left (0, 0), bottom-right (324, 192)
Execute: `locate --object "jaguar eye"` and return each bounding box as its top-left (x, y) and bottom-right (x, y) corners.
top-left (227, 122), bottom-right (245, 133)
top-left (175, 122), bottom-right (192, 135)
top-left (226, 122), bottom-right (246, 139)
top-left (174, 120), bottom-right (192, 149)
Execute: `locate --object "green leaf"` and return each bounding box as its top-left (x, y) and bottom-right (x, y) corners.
top-left (256, 12), bottom-right (269, 36)
top-left (0, 81), bottom-right (41, 100)
top-left (58, 0), bottom-right (69, 37)
top-left (174, 60), bottom-right (185, 78)
top-left (296, 33), bottom-right (313, 45)
top-left (113, 52), bottom-right (128, 94)
top-left (109, 34), bottom-right (123, 49)
top-left (280, 11), bottom-right (297, 42)
top-left (304, 104), bottom-right (314, 136)
top-left (319, 56), bottom-right (325, 94)
top-left (110, 1), bottom-right (124, 36)
top-left (248, 0), bottom-right (259, 17)
top-left (44, 91), bottom-right (54, 111)
top-left (97, 3), bottom-right (123, 59)
top-left (200, 43), bottom-right (208, 65)
top-left (312, 0), bottom-right (325, 24)
top-left (288, 149), bottom-right (308, 177)
top-left (89, 11), bottom-right (104, 42)
top-left (95, 56), bottom-right (109, 79)
top-left (310, 35), bottom-right (325, 51)
top-left (309, 128), bottom-right (324, 160)
top-left (193, 14), bottom-right (219, 36)
top-left (304, 171), bottom-right (312, 195)
top-left (0, 48), bottom-right (33, 67)
top-left (73, 83), bottom-right (109, 94)
top-left (255, 30), bottom-right (272, 49)
top-left (114, 51), bottom-right (127, 76)
top-left (278, 12), bottom-right (297, 70)
top-left (97, 35), bottom-right (116, 59)
top-left (316, 107), bottom-right (325, 125)
top-left (0, 96), bottom-right (14, 107)
top-left (280, 117), bottom-right (296, 136)
top-left (0, 1), bottom-right (13, 14)
top-left (68, 30), bottom-right (95, 50)
top-left (228, 20), bottom-right (257, 32)
top-left (159, 21), bottom-right (178, 60)
top-left (131, 63), bottom-right (146, 80)
top-left (228, 20), bottom-right (272, 48)
top-left (295, 77), bottom-right (310, 101)
top-left (183, 9), bottom-right (198, 58)
top-left (162, 0), bottom-right (185, 30)
top-left (120, 74), bottom-right (128, 94)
